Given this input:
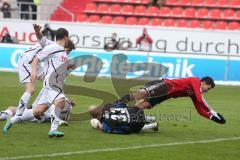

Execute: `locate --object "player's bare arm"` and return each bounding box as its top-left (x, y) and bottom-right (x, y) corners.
top-left (30, 57), bottom-right (39, 83)
top-left (33, 24), bottom-right (43, 40)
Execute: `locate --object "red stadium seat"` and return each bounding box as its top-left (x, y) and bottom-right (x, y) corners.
top-left (202, 20), bottom-right (214, 29)
top-left (159, 7), bottom-right (171, 16)
top-left (188, 20), bottom-right (201, 28)
top-left (110, 4), bottom-right (121, 14)
top-left (176, 19), bottom-right (188, 27)
top-left (218, 0), bottom-right (229, 7)
top-left (205, 0), bottom-right (216, 7)
top-left (209, 9), bottom-right (221, 19)
top-left (185, 8), bottom-right (196, 18)
top-left (236, 10), bottom-right (240, 20)
top-left (126, 17), bottom-right (137, 25)
top-left (193, 0), bottom-right (204, 6)
top-left (113, 16), bottom-right (125, 24)
top-left (122, 5), bottom-right (134, 15)
top-left (165, 0), bottom-right (178, 6)
top-left (148, 6), bottom-right (159, 16)
top-left (135, 5), bottom-right (147, 15)
top-left (138, 17), bottom-right (150, 25)
top-left (171, 7), bottom-right (184, 17)
top-left (101, 16), bottom-right (112, 24)
top-left (230, 0), bottom-right (240, 8)
top-left (76, 14), bottom-right (87, 22)
top-left (179, 0), bottom-right (192, 6)
top-left (88, 15), bottom-right (100, 23)
top-left (215, 21), bottom-right (227, 30)
top-left (223, 9), bottom-right (234, 20)
top-left (163, 19), bottom-right (175, 27)
top-left (228, 22), bottom-right (239, 30)
top-left (151, 18), bottom-right (162, 26)
top-left (97, 4), bottom-right (109, 13)
top-left (197, 8), bottom-right (208, 18)
top-left (85, 3), bottom-right (97, 13)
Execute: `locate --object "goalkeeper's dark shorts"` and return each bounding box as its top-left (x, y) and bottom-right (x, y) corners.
top-left (142, 79), bottom-right (168, 108)
top-left (128, 106), bottom-right (145, 133)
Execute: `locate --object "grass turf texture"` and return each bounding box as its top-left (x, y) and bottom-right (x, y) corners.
top-left (0, 72), bottom-right (239, 160)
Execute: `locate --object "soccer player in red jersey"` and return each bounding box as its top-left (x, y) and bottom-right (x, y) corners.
top-left (118, 76), bottom-right (226, 124)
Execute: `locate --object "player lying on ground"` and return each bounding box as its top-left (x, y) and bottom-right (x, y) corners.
top-left (3, 25), bottom-right (76, 137)
top-left (89, 102), bottom-right (159, 134)
top-left (118, 76), bottom-right (226, 124)
top-left (0, 91), bottom-right (76, 125)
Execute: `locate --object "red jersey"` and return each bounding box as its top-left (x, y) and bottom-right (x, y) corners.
top-left (163, 77), bottom-right (212, 119)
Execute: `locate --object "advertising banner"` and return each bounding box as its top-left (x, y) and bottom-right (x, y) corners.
top-left (1, 19), bottom-right (240, 55)
top-left (0, 44), bottom-right (239, 85)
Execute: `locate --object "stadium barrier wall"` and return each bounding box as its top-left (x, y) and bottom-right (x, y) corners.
top-left (0, 43), bottom-right (240, 85)
top-left (1, 19), bottom-right (240, 55)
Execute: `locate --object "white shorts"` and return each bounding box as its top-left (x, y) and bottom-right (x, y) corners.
top-left (37, 86), bottom-right (65, 107)
top-left (18, 58), bottom-right (43, 84)
top-left (30, 88), bottom-right (71, 123)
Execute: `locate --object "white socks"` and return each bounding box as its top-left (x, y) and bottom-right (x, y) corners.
top-left (15, 92), bottom-right (31, 116)
top-left (11, 109), bottom-right (34, 123)
top-left (50, 105), bottom-right (61, 132)
top-left (142, 122), bottom-right (158, 130)
top-left (0, 109), bottom-right (14, 120)
top-left (145, 115), bottom-right (156, 122)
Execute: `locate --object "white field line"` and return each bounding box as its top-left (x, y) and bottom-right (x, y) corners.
top-left (0, 137), bottom-right (240, 160)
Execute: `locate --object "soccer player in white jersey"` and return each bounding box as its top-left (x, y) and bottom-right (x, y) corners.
top-left (3, 27), bottom-right (75, 137)
top-left (13, 24), bottom-right (53, 117)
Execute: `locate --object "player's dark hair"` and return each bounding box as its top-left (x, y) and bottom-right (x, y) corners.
top-left (65, 39), bottom-right (75, 53)
top-left (89, 106), bottom-right (102, 120)
top-left (56, 28), bottom-right (69, 40)
top-left (201, 76), bottom-right (215, 88)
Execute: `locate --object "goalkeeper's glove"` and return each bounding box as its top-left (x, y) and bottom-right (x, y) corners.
top-left (210, 110), bottom-right (226, 124)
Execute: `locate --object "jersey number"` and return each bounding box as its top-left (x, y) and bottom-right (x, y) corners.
top-left (110, 108), bottom-right (127, 122)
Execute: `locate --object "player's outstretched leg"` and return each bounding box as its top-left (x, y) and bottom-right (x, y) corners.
top-left (3, 118), bottom-right (13, 134)
top-left (0, 107), bottom-right (14, 121)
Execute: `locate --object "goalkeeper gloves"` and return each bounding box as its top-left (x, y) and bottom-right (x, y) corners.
top-left (210, 110), bottom-right (226, 124)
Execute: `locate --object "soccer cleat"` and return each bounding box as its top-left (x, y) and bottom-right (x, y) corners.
top-left (3, 118), bottom-right (13, 134)
top-left (152, 122), bottom-right (159, 132)
top-left (48, 130), bottom-right (64, 138)
top-left (59, 120), bottom-right (68, 126)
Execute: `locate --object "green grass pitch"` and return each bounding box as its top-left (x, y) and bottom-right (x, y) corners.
top-left (0, 72), bottom-right (239, 160)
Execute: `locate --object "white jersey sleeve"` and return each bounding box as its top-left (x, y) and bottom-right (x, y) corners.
top-left (37, 43), bottom-right (65, 61)
top-left (39, 37), bottom-right (54, 48)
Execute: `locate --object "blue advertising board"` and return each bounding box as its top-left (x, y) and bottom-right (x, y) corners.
top-left (0, 44), bottom-right (239, 84)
